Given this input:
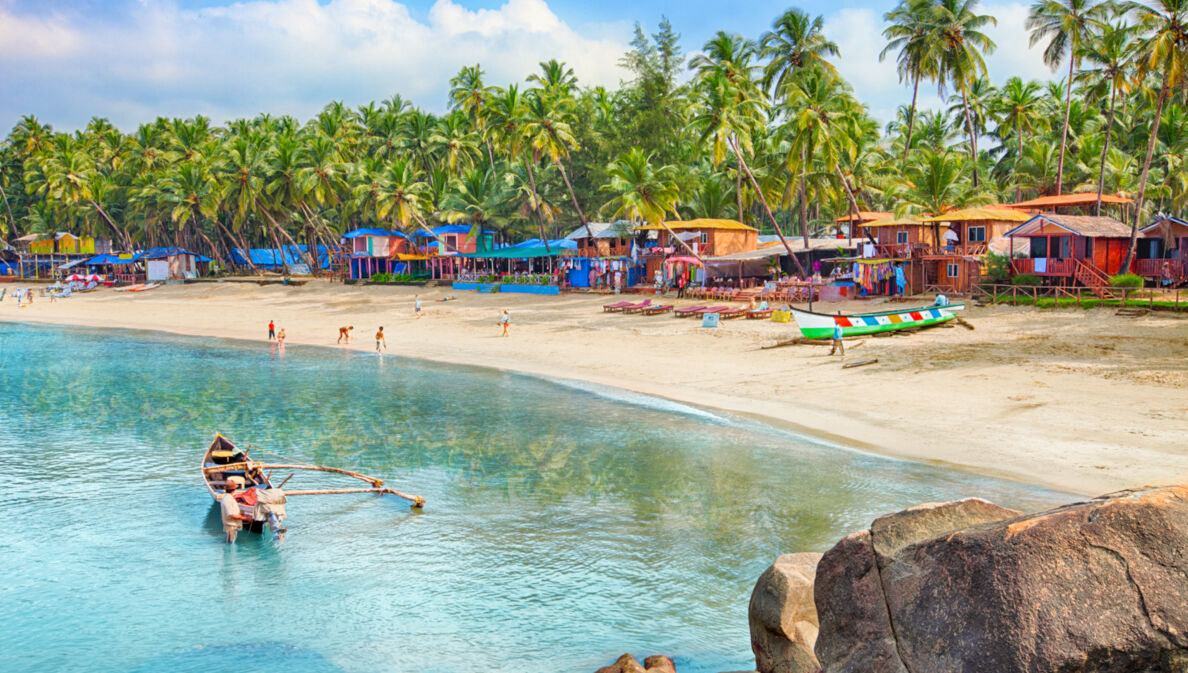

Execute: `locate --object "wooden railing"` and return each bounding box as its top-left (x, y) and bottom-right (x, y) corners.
top-left (1011, 257), bottom-right (1076, 276)
top-left (871, 243), bottom-right (989, 258)
top-left (1134, 258), bottom-right (1188, 280)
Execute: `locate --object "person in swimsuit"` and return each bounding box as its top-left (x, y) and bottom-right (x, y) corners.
top-left (276, 329), bottom-right (286, 347)
top-left (376, 327), bottom-right (386, 352)
top-left (414, 295), bottom-right (422, 319)
top-left (338, 326), bottom-right (353, 344)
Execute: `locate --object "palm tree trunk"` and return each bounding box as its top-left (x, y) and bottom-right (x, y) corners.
top-left (902, 75), bottom-right (920, 162)
top-left (731, 137), bottom-right (807, 277)
top-left (961, 91), bottom-right (979, 188)
top-left (835, 166), bottom-right (864, 244)
top-left (0, 181), bottom-right (16, 238)
top-left (521, 154), bottom-right (551, 253)
top-left (215, 219), bottom-right (257, 272)
top-left (257, 203), bottom-right (317, 272)
top-left (1096, 82), bottom-right (1119, 216)
top-left (555, 158), bottom-right (594, 240)
top-left (1124, 73), bottom-right (1169, 271)
top-left (88, 199), bottom-right (133, 251)
top-left (1055, 60), bottom-right (1074, 196)
top-left (1016, 125), bottom-right (1024, 203)
top-left (736, 165), bottom-right (744, 224)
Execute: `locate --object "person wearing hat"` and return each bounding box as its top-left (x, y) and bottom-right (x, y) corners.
top-left (220, 479), bottom-right (251, 544)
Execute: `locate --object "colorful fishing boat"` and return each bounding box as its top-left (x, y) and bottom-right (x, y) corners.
top-left (790, 302), bottom-right (965, 339)
top-left (201, 433), bottom-right (426, 539)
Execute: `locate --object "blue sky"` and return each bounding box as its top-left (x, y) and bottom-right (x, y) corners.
top-left (0, 0), bottom-right (1055, 132)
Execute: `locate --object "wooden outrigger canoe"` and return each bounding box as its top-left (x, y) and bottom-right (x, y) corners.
top-left (202, 434), bottom-right (425, 536)
top-left (790, 302), bottom-right (965, 339)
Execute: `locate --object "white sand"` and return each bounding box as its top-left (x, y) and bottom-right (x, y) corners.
top-left (7, 279), bottom-right (1187, 495)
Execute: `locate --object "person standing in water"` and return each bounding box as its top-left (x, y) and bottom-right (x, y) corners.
top-left (268, 320), bottom-right (276, 340)
top-left (376, 326), bottom-right (386, 352)
top-left (500, 310), bottom-right (510, 337)
top-left (414, 294), bottom-right (422, 319)
top-left (276, 328), bottom-right (286, 348)
top-left (220, 481), bottom-right (251, 544)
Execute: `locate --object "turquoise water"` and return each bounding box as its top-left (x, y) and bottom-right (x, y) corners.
top-left (0, 323), bottom-right (1069, 673)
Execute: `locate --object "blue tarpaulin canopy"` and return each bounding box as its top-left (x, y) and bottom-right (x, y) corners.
top-left (342, 228), bottom-right (408, 239)
top-left (140, 247), bottom-right (213, 262)
top-left (229, 245), bottom-right (331, 269)
top-left (457, 238), bottom-right (575, 259)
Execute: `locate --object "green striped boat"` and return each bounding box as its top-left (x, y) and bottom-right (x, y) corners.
top-left (790, 303), bottom-right (965, 339)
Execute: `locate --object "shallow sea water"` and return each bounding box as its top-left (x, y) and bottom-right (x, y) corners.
top-left (0, 322), bottom-right (1070, 673)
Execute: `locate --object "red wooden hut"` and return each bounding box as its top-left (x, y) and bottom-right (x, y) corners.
top-left (1137, 216), bottom-right (1188, 285)
top-left (1004, 214), bottom-right (1132, 289)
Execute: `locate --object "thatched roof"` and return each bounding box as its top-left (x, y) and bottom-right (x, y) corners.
top-left (922, 207), bottom-right (1031, 223)
top-left (634, 218), bottom-right (758, 232)
top-left (1005, 214), bottom-right (1132, 238)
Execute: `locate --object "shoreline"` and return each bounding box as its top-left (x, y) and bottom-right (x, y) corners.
top-left (5, 279), bottom-right (1187, 495)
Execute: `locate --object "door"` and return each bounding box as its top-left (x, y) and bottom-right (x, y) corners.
top-left (1105, 239), bottom-right (1127, 275)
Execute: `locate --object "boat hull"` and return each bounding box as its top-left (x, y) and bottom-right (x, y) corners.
top-left (791, 303), bottom-right (965, 339)
top-left (202, 434), bottom-right (273, 532)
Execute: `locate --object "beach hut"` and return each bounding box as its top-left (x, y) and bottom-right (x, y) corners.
top-left (141, 247), bottom-right (212, 281)
top-left (1004, 214), bottom-right (1132, 289)
top-left (339, 229), bottom-right (414, 280)
top-left (1136, 216), bottom-right (1188, 285)
top-left (859, 215), bottom-right (933, 258)
top-left (914, 207), bottom-right (1033, 293)
top-left (634, 219), bottom-right (758, 283)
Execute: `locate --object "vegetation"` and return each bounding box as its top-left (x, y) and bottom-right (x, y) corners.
top-left (1109, 272), bottom-right (1145, 286)
top-left (1012, 273), bottom-right (1044, 285)
top-left (3, 2), bottom-right (1188, 271)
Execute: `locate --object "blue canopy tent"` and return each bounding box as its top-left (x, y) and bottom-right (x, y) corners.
top-left (456, 238), bottom-right (575, 259)
top-left (229, 245), bottom-right (331, 270)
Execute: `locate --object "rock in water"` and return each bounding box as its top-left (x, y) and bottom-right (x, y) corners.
top-left (749, 552), bottom-right (824, 673)
top-left (594, 654), bottom-right (677, 673)
top-left (815, 486), bottom-right (1188, 673)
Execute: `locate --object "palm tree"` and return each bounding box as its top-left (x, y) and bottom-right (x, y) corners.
top-left (760, 8), bottom-right (841, 94)
top-left (995, 77), bottom-right (1045, 199)
top-left (881, 0), bottom-right (938, 160)
top-left (1027, 0), bottom-right (1108, 195)
top-left (1079, 20), bottom-right (1136, 213)
top-left (521, 89), bottom-right (593, 239)
top-left (1125, 0), bottom-right (1188, 269)
top-left (442, 167), bottom-right (510, 239)
top-left (932, 0), bottom-right (997, 187)
top-left (598, 148), bottom-right (695, 258)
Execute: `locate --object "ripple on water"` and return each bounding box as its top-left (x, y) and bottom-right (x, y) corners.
top-left (0, 322), bottom-right (1071, 673)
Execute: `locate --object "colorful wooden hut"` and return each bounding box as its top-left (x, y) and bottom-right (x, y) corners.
top-left (1004, 214), bottom-right (1132, 290)
top-left (834, 211), bottom-right (893, 241)
top-left (634, 219), bottom-right (759, 285)
top-left (1137, 216), bottom-right (1188, 285)
top-left (343, 228), bottom-right (415, 280)
top-left (916, 207), bottom-right (1032, 293)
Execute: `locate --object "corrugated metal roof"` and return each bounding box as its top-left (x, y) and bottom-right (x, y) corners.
top-left (833, 211), bottom-right (892, 223)
top-left (863, 216), bottom-right (927, 227)
top-left (1006, 193), bottom-right (1133, 209)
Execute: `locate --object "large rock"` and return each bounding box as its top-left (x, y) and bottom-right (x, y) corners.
top-left (749, 552), bottom-right (824, 673)
top-left (815, 486), bottom-right (1188, 673)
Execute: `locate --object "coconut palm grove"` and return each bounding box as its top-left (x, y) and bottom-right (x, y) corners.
top-left (2, 0), bottom-right (1187, 270)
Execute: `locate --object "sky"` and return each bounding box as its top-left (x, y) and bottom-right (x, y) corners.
top-left (0, 0), bottom-right (1058, 133)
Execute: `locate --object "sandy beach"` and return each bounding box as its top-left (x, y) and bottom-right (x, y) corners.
top-left (5, 280), bottom-right (1186, 495)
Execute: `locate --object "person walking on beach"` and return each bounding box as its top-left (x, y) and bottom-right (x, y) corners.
top-left (500, 310), bottom-right (510, 337)
top-left (376, 326), bottom-right (386, 352)
top-left (414, 294), bottom-right (422, 319)
top-left (220, 481), bottom-right (251, 544)
top-left (829, 321), bottom-right (844, 356)
top-left (677, 275), bottom-right (686, 299)
top-left (268, 320), bottom-right (276, 340)
top-left (338, 326), bottom-right (353, 344)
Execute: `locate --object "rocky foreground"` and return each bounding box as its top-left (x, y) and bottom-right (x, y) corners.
top-left (600, 485), bottom-right (1188, 673)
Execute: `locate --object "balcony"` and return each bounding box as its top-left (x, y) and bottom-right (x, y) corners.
top-left (1134, 258), bottom-right (1188, 280)
top-left (1011, 257), bottom-right (1076, 277)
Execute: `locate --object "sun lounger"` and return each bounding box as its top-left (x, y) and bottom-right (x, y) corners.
top-left (719, 307), bottom-right (748, 319)
top-left (746, 308), bottom-right (774, 319)
top-left (640, 304), bottom-right (673, 315)
top-left (674, 305), bottom-right (707, 318)
top-left (603, 300), bottom-right (634, 312)
top-left (696, 306), bottom-right (729, 315)
top-left (621, 299), bottom-right (654, 314)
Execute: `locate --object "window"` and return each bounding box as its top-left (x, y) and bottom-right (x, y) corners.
top-left (700, 233), bottom-right (708, 244)
top-left (968, 226), bottom-right (986, 242)
top-left (896, 231), bottom-right (909, 244)
top-left (947, 263), bottom-right (959, 278)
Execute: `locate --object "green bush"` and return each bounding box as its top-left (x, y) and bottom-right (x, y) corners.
top-left (1109, 273), bottom-right (1143, 288)
top-left (983, 252), bottom-right (1014, 283)
top-left (369, 272), bottom-right (391, 283)
top-left (1011, 274), bottom-right (1042, 286)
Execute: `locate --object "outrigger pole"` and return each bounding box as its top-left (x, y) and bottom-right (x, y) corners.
top-left (203, 461), bottom-right (425, 509)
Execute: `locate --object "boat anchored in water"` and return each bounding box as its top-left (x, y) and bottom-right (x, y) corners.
top-left (790, 302), bottom-right (965, 339)
top-left (201, 434), bottom-right (425, 540)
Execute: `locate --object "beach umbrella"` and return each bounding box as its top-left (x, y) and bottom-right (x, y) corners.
top-left (68, 274), bottom-right (83, 282)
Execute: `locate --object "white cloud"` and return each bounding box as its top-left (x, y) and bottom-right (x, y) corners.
top-left (0, 0), bottom-right (630, 131)
top-left (825, 2), bottom-right (1054, 125)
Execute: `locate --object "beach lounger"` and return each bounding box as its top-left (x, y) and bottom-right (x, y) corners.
top-left (620, 299), bottom-right (654, 314)
top-left (640, 304), bottom-right (674, 315)
top-left (697, 306), bottom-right (728, 314)
top-left (602, 300), bottom-right (634, 312)
top-left (718, 307), bottom-right (748, 319)
top-left (674, 305), bottom-right (707, 318)
top-left (746, 308), bottom-right (774, 319)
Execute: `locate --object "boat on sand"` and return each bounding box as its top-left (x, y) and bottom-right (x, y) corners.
top-left (790, 302), bottom-right (965, 339)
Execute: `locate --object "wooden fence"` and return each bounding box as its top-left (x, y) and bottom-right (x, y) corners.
top-left (976, 284), bottom-right (1186, 311)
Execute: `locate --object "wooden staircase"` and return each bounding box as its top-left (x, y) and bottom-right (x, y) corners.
top-left (1074, 259), bottom-right (1114, 298)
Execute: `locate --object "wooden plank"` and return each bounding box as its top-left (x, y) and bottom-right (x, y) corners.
top-left (842, 358), bottom-right (878, 369)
